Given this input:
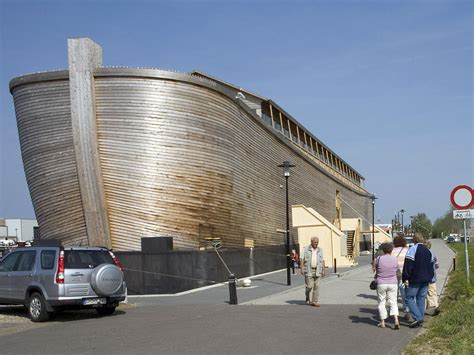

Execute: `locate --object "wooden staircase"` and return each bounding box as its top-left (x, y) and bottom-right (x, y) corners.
top-left (345, 230), bottom-right (355, 259)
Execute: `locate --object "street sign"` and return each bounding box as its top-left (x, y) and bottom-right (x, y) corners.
top-left (450, 185), bottom-right (474, 210)
top-left (453, 209), bottom-right (473, 219)
top-left (450, 185), bottom-right (473, 283)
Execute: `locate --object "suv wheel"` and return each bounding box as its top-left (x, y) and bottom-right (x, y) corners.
top-left (96, 306), bottom-right (116, 316)
top-left (28, 292), bottom-right (51, 322)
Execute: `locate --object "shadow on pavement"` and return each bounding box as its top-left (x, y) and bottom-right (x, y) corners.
top-left (285, 300), bottom-right (306, 305)
top-left (0, 305), bottom-right (29, 320)
top-left (49, 309), bottom-right (128, 323)
top-left (356, 293), bottom-right (378, 301)
top-left (348, 315), bottom-right (376, 326)
top-left (349, 306), bottom-right (380, 325)
top-left (0, 306), bottom-right (129, 326)
top-left (358, 307), bottom-right (379, 316)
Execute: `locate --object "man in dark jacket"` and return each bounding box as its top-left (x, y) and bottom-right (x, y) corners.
top-left (402, 233), bottom-right (434, 328)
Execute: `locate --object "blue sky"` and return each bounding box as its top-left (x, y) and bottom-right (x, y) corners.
top-left (1, 0), bottom-right (472, 224)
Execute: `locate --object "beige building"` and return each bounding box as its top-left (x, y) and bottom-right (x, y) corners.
top-left (293, 205), bottom-right (391, 268)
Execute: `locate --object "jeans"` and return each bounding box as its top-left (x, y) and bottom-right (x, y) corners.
top-left (398, 281), bottom-right (409, 312)
top-left (405, 283), bottom-right (429, 321)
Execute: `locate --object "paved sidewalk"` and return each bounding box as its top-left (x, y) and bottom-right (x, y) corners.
top-left (0, 239), bottom-right (455, 354)
top-left (430, 238), bottom-right (456, 298)
top-left (245, 238), bottom-right (453, 306)
top-left (127, 254), bottom-right (372, 306)
top-left (128, 238), bottom-right (452, 308)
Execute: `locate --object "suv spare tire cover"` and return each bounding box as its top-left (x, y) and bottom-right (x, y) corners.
top-left (90, 264), bottom-right (123, 296)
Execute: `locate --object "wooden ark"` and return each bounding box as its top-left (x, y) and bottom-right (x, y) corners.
top-left (9, 38), bottom-right (373, 251)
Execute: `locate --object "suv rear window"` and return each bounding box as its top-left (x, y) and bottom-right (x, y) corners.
top-left (64, 250), bottom-right (114, 269)
top-left (41, 250), bottom-right (56, 269)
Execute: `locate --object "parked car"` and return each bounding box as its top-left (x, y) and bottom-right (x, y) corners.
top-left (447, 236), bottom-right (456, 243)
top-left (0, 245), bottom-right (126, 322)
top-left (0, 239), bottom-right (16, 247)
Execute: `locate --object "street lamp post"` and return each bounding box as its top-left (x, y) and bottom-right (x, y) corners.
top-left (278, 161), bottom-right (295, 286)
top-left (371, 195), bottom-right (377, 263)
top-left (400, 209), bottom-right (405, 235)
top-left (396, 211), bottom-right (400, 235)
top-left (393, 214), bottom-right (398, 235)
top-left (410, 215), bottom-right (414, 235)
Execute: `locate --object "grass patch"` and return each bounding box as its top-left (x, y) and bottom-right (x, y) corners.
top-left (404, 242), bottom-right (474, 354)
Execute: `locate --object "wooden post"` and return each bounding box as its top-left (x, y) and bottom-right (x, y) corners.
top-left (68, 38), bottom-right (111, 248)
top-left (287, 118), bottom-right (292, 141)
top-left (279, 112), bottom-right (284, 134)
top-left (269, 103), bottom-right (275, 129)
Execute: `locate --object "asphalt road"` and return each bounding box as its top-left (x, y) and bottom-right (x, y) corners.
top-left (0, 239), bottom-right (454, 354)
top-left (0, 304), bottom-right (414, 355)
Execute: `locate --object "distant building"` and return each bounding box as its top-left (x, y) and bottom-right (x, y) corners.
top-left (376, 223), bottom-right (392, 236)
top-left (0, 218), bottom-right (38, 241)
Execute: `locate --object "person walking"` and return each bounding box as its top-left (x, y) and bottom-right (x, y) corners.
top-left (402, 234), bottom-right (434, 328)
top-left (392, 235), bottom-right (409, 319)
top-left (300, 237), bottom-right (325, 307)
top-left (291, 249), bottom-right (299, 274)
top-left (374, 243), bottom-right (400, 329)
top-left (425, 241), bottom-right (439, 312)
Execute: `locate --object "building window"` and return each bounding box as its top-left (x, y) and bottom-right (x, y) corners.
top-left (262, 114), bottom-right (272, 126)
top-left (274, 121), bottom-right (282, 132)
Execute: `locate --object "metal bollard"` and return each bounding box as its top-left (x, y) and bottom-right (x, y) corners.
top-left (453, 257), bottom-right (456, 271)
top-left (228, 274), bottom-right (238, 305)
top-left (334, 258), bottom-right (337, 273)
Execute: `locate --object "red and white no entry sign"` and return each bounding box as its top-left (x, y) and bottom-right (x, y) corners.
top-left (450, 185), bottom-right (474, 210)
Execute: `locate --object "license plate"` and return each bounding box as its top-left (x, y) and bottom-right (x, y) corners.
top-left (83, 298), bottom-right (106, 306)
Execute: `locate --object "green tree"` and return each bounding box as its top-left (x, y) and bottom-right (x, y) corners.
top-left (411, 213), bottom-right (433, 239)
top-left (432, 207), bottom-right (464, 239)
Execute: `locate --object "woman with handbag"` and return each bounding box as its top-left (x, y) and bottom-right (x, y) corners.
top-left (374, 243), bottom-right (400, 329)
top-left (393, 236), bottom-right (409, 319)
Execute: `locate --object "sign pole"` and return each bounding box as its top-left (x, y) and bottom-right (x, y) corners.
top-left (463, 218), bottom-right (470, 282)
top-left (450, 184), bottom-right (473, 283)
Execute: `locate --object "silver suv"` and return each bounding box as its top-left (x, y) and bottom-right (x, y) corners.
top-left (0, 245), bottom-right (126, 322)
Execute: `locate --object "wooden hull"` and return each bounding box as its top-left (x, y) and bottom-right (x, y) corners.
top-left (10, 68), bottom-right (372, 251)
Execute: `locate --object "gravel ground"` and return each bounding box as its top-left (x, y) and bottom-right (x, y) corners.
top-left (0, 303), bottom-right (135, 336)
top-left (0, 305), bottom-right (43, 337)
top-left (0, 305), bottom-right (30, 323)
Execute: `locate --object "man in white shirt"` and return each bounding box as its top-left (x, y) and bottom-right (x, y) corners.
top-left (300, 236), bottom-right (325, 307)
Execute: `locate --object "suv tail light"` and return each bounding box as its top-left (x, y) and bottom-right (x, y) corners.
top-left (109, 251), bottom-right (123, 271)
top-left (55, 250), bottom-right (65, 284)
